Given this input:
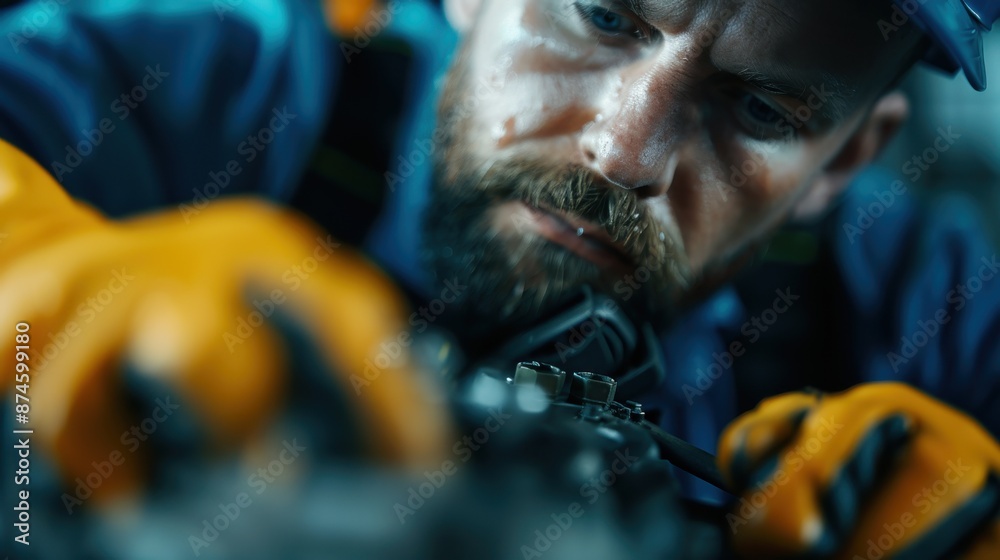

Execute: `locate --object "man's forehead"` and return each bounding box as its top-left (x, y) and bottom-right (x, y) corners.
top-left (674, 0), bottom-right (903, 69)
top-left (718, 0), bottom-right (904, 73)
top-left (619, 0), bottom-right (913, 116)
top-left (713, 0), bottom-right (875, 122)
top-left (626, 0), bottom-right (892, 42)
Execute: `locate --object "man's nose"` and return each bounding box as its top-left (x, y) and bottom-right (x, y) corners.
top-left (580, 63), bottom-right (687, 197)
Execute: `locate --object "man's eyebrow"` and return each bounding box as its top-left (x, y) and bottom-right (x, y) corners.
top-left (732, 67), bottom-right (858, 124)
top-left (613, 0), bottom-right (688, 25)
top-left (612, 0), bottom-right (859, 123)
top-left (622, 0), bottom-right (655, 20)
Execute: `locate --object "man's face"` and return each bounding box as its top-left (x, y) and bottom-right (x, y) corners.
top-left (424, 0), bottom-right (919, 327)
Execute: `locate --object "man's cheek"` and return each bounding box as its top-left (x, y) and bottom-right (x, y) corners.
top-left (732, 144), bottom-right (810, 202)
top-left (473, 74), bottom-right (605, 152)
top-left (685, 182), bottom-right (775, 273)
top-left (703, 173), bottom-right (802, 269)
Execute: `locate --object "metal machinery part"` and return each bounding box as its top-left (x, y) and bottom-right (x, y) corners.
top-left (11, 355), bottom-right (732, 560)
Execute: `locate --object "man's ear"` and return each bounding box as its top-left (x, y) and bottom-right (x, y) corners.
top-left (790, 91), bottom-right (909, 220)
top-left (443, 0), bottom-right (485, 32)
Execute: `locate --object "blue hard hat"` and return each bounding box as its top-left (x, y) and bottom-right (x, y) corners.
top-left (897, 0), bottom-right (1000, 90)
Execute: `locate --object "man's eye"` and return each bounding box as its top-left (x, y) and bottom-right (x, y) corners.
top-left (735, 92), bottom-right (795, 140)
top-left (741, 93), bottom-right (783, 125)
top-left (572, 2), bottom-right (645, 39)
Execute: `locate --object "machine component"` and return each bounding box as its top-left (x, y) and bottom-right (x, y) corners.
top-left (15, 356), bottom-right (728, 560)
top-left (464, 286), bottom-right (666, 401)
top-left (512, 361), bottom-right (567, 397)
top-left (505, 361), bottom-right (730, 494)
top-left (569, 372), bottom-right (618, 406)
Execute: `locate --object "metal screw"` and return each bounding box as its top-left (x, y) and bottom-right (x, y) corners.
top-left (625, 400), bottom-right (645, 422)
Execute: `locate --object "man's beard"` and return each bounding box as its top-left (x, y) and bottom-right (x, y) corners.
top-left (420, 49), bottom-right (692, 332)
top-left (422, 155), bottom-right (692, 329)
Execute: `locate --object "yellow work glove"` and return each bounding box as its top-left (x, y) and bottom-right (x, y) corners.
top-left (0, 137), bottom-right (451, 504)
top-left (718, 382), bottom-right (1000, 559)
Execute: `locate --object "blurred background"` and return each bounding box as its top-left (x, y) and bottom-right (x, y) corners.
top-left (879, 31), bottom-right (1000, 245)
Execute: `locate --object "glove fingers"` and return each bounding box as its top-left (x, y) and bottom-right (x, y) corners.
top-left (725, 383), bottom-right (1000, 559)
top-left (280, 249), bottom-right (454, 468)
top-left (115, 201), bottom-right (452, 468)
top-left (262, 297), bottom-right (366, 457)
top-left (30, 285), bottom-right (145, 505)
top-left (126, 279), bottom-right (286, 444)
top-left (817, 414), bottom-right (912, 552)
top-left (837, 459), bottom-right (1000, 560)
top-left (0, 242), bottom-right (107, 388)
top-left (719, 391), bottom-right (821, 493)
top-left (727, 400), bottom-right (911, 556)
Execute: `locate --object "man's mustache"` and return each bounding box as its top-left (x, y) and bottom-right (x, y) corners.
top-left (467, 158), bottom-right (688, 280)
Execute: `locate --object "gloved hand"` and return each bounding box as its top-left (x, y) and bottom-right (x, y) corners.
top-left (718, 382), bottom-right (1000, 559)
top-left (0, 137), bottom-right (451, 503)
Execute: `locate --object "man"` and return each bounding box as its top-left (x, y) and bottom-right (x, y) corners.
top-left (0, 0), bottom-right (998, 557)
